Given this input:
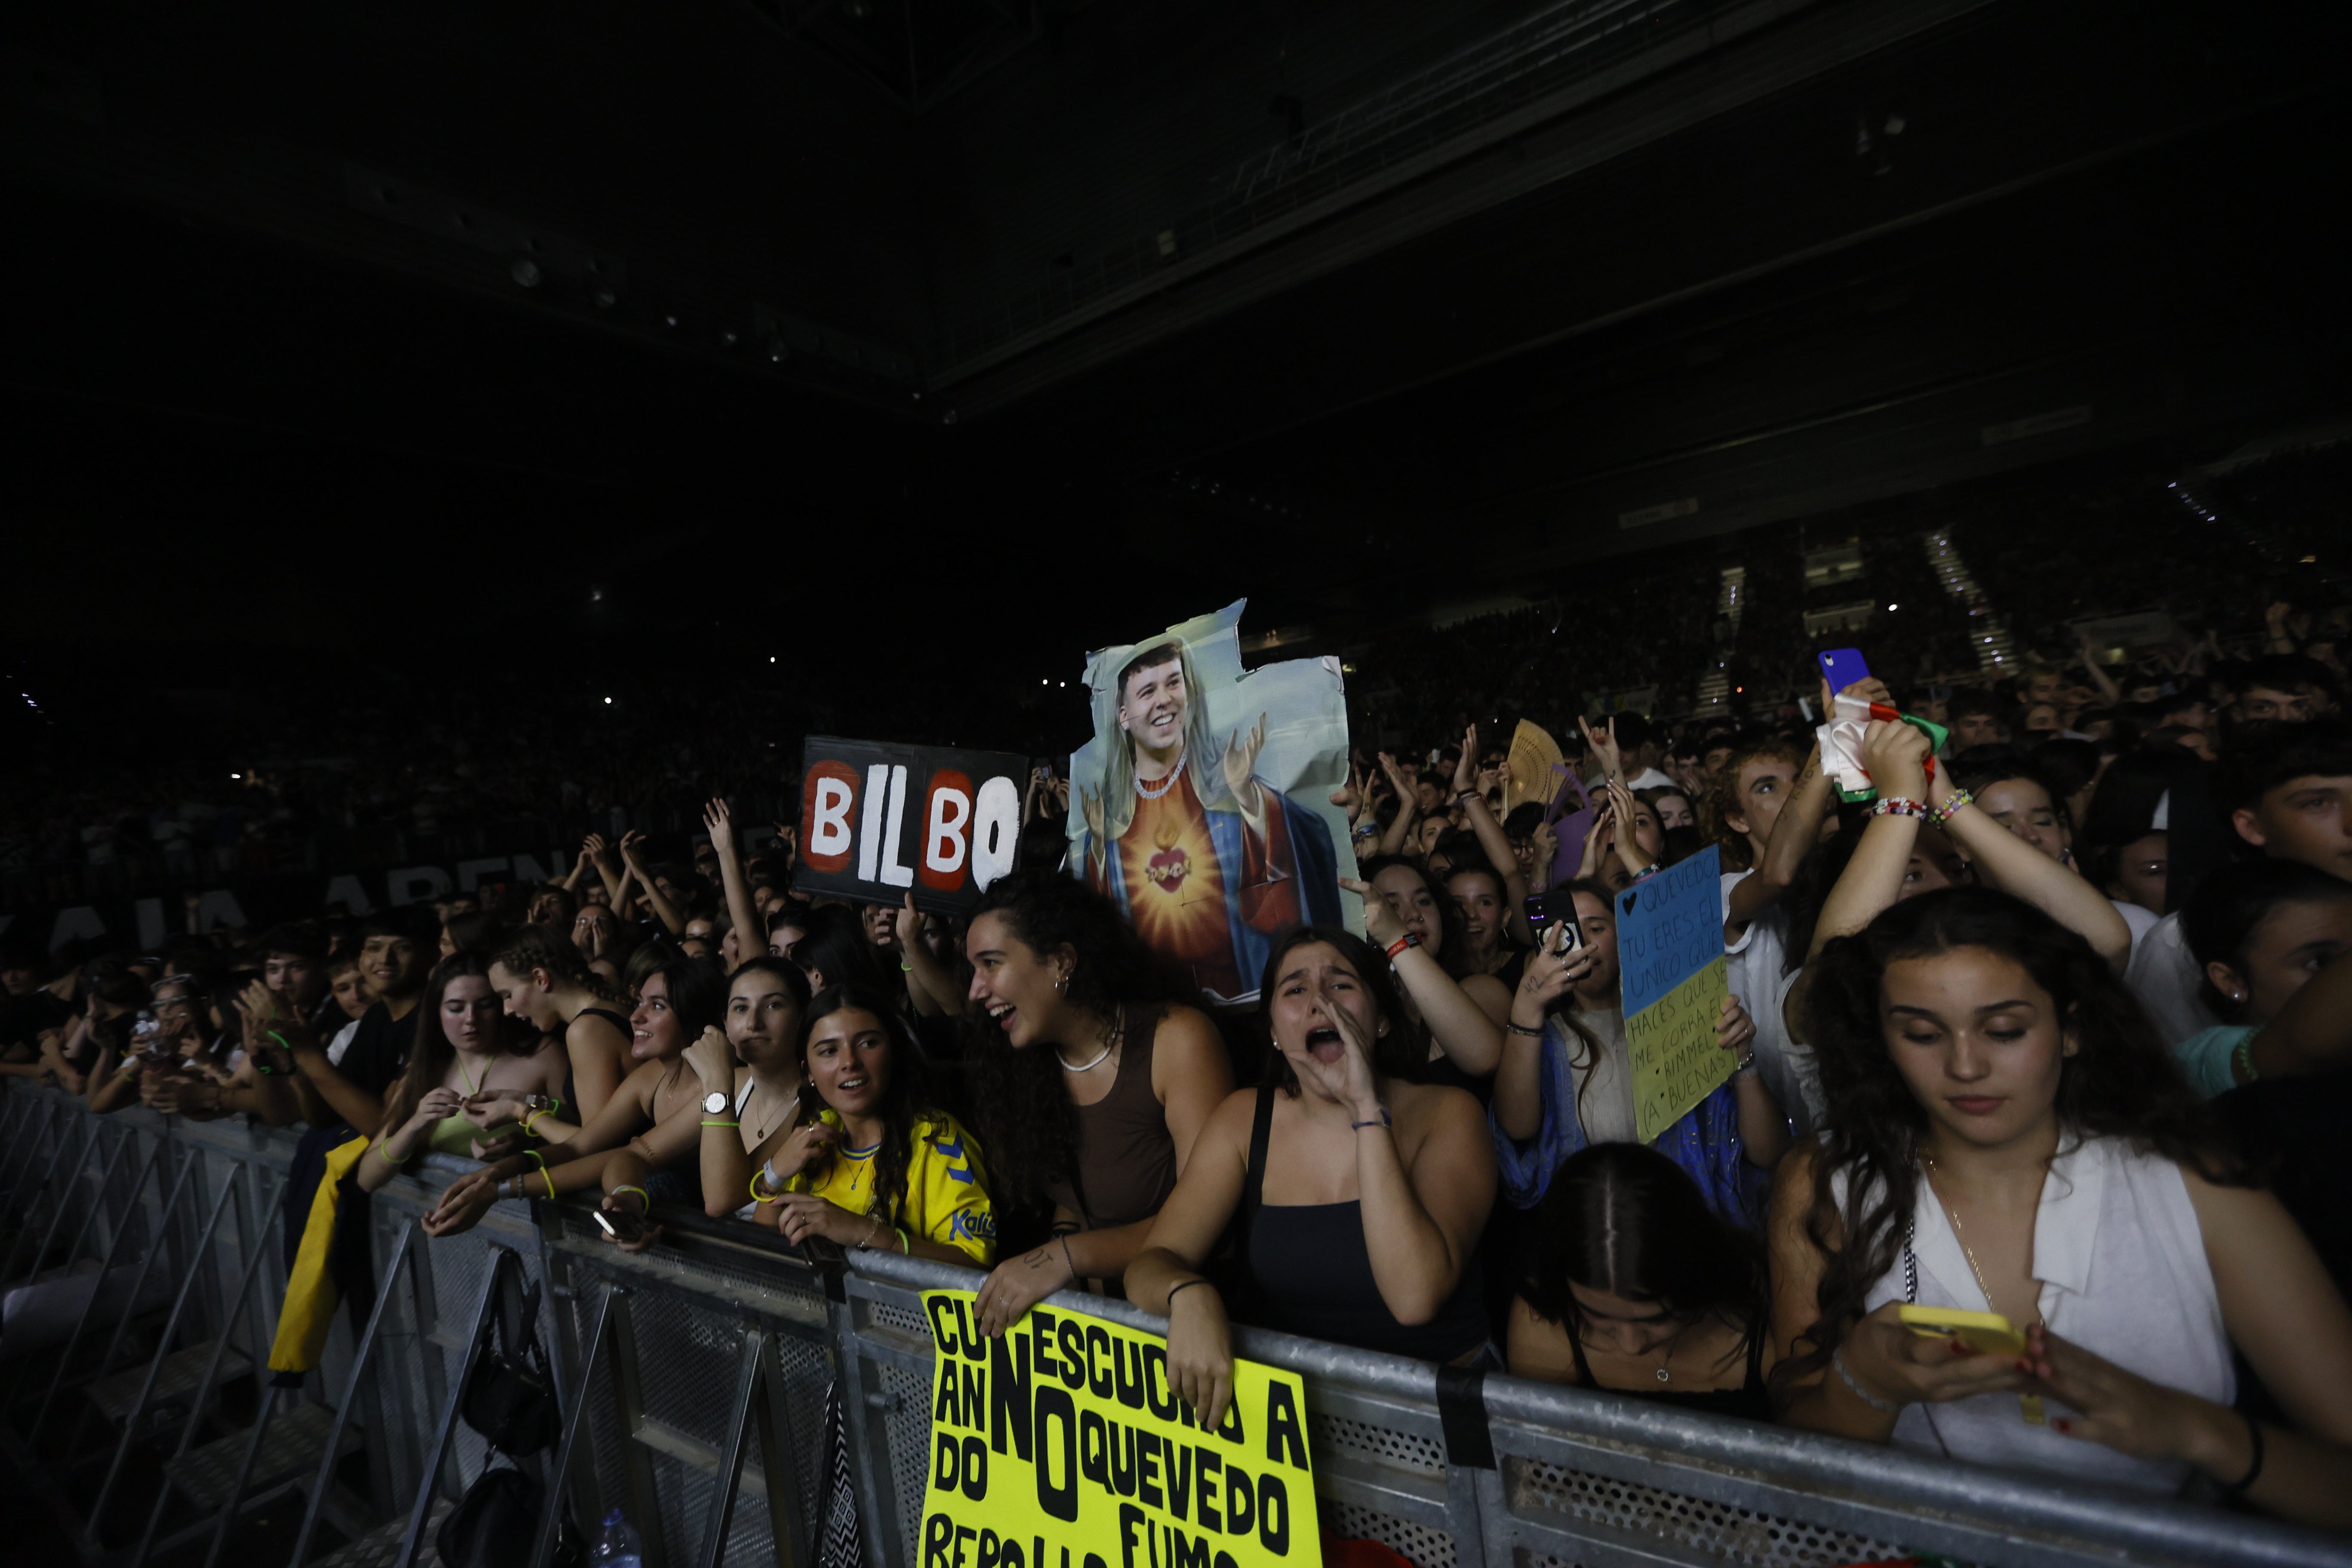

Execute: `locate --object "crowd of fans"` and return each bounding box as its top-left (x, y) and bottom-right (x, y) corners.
top-left (6, 457), bottom-right (2352, 1537)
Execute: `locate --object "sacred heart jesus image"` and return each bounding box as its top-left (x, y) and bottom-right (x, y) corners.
top-left (1076, 637), bottom-right (1340, 1005)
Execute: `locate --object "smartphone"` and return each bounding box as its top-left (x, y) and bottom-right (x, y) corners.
top-left (1818, 647), bottom-right (1871, 693)
top-left (1898, 1304), bottom-right (2024, 1356)
top-left (1525, 889), bottom-right (1583, 946)
top-left (594, 1207), bottom-right (650, 1245)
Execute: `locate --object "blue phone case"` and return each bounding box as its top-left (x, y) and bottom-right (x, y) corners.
top-left (1818, 647), bottom-right (1871, 693)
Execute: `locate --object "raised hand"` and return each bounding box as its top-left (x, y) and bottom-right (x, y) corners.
top-left (1338, 875), bottom-right (1405, 949)
top-left (1222, 714), bottom-right (1267, 804)
top-left (1513, 931), bottom-right (1591, 1026)
top-left (584, 833), bottom-right (619, 872)
top-left (1858, 718), bottom-right (1931, 804)
top-left (703, 797), bottom-right (735, 856)
top-left (1377, 751), bottom-right (1417, 805)
top-left (618, 829), bottom-right (650, 867)
top-left (894, 892), bottom-right (931, 951)
top-left (1579, 716), bottom-right (1623, 782)
top-left (1452, 724), bottom-right (1480, 797)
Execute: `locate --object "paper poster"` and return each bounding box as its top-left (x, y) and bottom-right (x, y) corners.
top-left (917, 1289), bottom-right (1319, 1568)
top-left (1066, 600), bottom-right (1357, 1005)
top-left (798, 737), bottom-right (1030, 913)
top-left (1616, 846), bottom-right (1733, 1144)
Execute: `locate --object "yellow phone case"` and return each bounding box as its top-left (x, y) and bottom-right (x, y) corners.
top-left (1898, 1304), bottom-right (2025, 1357)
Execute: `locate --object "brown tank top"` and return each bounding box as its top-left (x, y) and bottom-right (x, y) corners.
top-left (1045, 1003), bottom-right (1177, 1230)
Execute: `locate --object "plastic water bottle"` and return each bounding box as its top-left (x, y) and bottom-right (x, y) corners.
top-left (591, 1509), bottom-right (643, 1568)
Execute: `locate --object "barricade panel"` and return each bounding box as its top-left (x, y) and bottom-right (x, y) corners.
top-left (9, 1081), bottom-right (2352, 1568)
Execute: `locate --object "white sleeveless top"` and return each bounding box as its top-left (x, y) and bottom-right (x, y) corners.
top-left (1844, 1134), bottom-right (2230, 1494)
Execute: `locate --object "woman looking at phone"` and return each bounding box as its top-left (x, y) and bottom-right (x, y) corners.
top-left (1494, 880), bottom-right (1782, 1219)
top-left (962, 871), bottom-right (1230, 1335)
top-left (1509, 1143), bottom-right (1776, 1420)
top-left (355, 954), bottom-right (567, 1193)
top-left (1127, 927), bottom-right (1496, 1430)
top-left (1770, 887), bottom-right (2352, 1524)
top-left (753, 986), bottom-right (997, 1267)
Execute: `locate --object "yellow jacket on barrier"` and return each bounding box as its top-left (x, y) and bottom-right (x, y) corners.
top-left (268, 1131), bottom-right (370, 1378)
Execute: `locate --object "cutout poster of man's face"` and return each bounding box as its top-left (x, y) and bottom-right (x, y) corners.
top-left (1066, 600), bottom-right (1358, 1005)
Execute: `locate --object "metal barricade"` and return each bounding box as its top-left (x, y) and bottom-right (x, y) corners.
top-left (7, 1078), bottom-right (2352, 1568)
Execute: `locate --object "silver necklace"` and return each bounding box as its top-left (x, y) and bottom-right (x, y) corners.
top-left (1057, 1013), bottom-right (1124, 1073)
top-left (1133, 751), bottom-right (1185, 800)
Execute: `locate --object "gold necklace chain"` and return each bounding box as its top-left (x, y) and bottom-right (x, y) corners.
top-left (1922, 1154), bottom-right (2046, 1426)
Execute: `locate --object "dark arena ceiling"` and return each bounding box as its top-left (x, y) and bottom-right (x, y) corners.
top-left (4, 0), bottom-right (2349, 671)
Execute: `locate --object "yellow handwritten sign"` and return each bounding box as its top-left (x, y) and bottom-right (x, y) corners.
top-left (1626, 955), bottom-right (1733, 1145)
top-left (916, 1289), bottom-right (1319, 1568)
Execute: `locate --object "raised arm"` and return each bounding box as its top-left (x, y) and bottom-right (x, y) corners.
top-left (1455, 725), bottom-right (1532, 934)
top-left (1928, 767), bottom-right (2132, 972)
top-left (1727, 744), bottom-right (1831, 940)
top-left (1343, 876), bottom-right (1505, 1075)
top-left (1806, 721), bottom-right (1930, 961)
top-left (1375, 752), bottom-right (1419, 858)
top-left (704, 799), bottom-right (763, 975)
top-left (619, 831), bottom-right (684, 937)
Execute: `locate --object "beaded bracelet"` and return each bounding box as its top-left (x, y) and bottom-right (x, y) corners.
top-left (1868, 796), bottom-right (1929, 821)
top-left (610, 1184), bottom-right (651, 1214)
top-left (1926, 787), bottom-right (1975, 828)
top-left (2233, 1032), bottom-right (2259, 1085)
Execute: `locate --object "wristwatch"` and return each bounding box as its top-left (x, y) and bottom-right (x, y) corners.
top-left (702, 1090), bottom-right (731, 1116)
top-left (521, 1093), bottom-right (552, 1114)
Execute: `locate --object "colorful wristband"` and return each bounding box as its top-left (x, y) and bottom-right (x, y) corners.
top-left (701, 1119), bottom-right (739, 1127)
top-left (1384, 934), bottom-right (1418, 960)
top-left (541, 1167), bottom-right (557, 1200)
top-left (1868, 796), bottom-right (1928, 821)
top-left (610, 1184), bottom-right (651, 1214)
top-left (1926, 787), bottom-right (1975, 827)
top-left (521, 1107), bottom-right (553, 1137)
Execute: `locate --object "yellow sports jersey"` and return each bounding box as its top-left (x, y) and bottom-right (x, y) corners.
top-left (796, 1111), bottom-right (997, 1266)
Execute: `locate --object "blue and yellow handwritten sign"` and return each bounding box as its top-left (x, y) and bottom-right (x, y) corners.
top-left (1615, 846), bottom-right (1732, 1144)
top-left (917, 1289), bottom-right (1319, 1568)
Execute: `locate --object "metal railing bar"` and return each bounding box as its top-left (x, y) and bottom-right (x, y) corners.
top-left (286, 1220), bottom-right (419, 1568)
top-left (393, 1244), bottom-right (515, 1568)
top-left (72, 1137), bottom-right (198, 1461)
top-left (87, 1163), bottom-right (241, 1525)
top-left (2, 1110), bottom-right (89, 1283)
top-left (693, 1329), bottom-right (767, 1568)
top-left (128, 1167), bottom-right (286, 1568)
top-left (528, 1280), bottom-right (620, 1568)
top-left (31, 1123), bottom-right (171, 1439)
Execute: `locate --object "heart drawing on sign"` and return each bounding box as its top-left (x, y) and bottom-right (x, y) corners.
top-left (1620, 891), bottom-right (1638, 916)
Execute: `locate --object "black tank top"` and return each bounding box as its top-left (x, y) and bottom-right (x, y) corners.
top-left (1563, 1316), bottom-right (1774, 1422)
top-left (1238, 1085), bottom-right (1490, 1364)
top-left (560, 1005), bottom-right (633, 1117)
